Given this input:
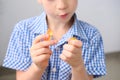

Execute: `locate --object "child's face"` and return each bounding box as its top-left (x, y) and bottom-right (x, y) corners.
top-left (39, 0), bottom-right (78, 23)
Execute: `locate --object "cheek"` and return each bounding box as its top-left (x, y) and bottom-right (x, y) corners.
top-left (43, 4), bottom-right (55, 14)
top-left (69, 0), bottom-right (78, 11)
top-left (71, 4), bottom-right (77, 11)
top-left (45, 9), bottom-right (55, 16)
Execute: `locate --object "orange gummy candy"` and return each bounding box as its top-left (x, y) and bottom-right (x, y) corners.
top-left (45, 29), bottom-right (53, 41)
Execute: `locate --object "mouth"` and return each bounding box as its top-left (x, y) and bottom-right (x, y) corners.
top-left (59, 13), bottom-right (68, 18)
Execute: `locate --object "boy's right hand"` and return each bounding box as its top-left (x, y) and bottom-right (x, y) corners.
top-left (30, 34), bottom-right (57, 70)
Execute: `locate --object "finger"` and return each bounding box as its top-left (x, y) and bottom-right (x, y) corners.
top-left (33, 34), bottom-right (49, 45)
top-left (31, 48), bottom-right (52, 57)
top-left (38, 40), bottom-right (57, 47)
top-left (31, 40), bottom-right (57, 50)
top-left (63, 44), bottom-right (74, 51)
top-left (62, 50), bottom-right (74, 59)
top-left (63, 44), bottom-right (81, 53)
top-left (59, 54), bottom-right (67, 62)
top-left (33, 54), bottom-right (51, 63)
top-left (68, 39), bottom-right (82, 48)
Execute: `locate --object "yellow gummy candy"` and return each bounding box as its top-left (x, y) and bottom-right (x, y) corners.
top-left (70, 37), bottom-right (77, 40)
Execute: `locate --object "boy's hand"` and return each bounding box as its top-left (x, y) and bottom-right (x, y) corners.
top-left (30, 34), bottom-right (57, 70)
top-left (60, 39), bottom-right (83, 68)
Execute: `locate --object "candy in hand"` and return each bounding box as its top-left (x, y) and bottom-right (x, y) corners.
top-left (69, 37), bottom-right (77, 40)
top-left (45, 29), bottom-right (53, 41)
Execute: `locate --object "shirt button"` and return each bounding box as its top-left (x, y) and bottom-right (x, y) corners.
top-left (52, 67), bottom-right (56, 72)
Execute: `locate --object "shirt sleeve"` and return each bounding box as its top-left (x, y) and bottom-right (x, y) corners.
top-left (84, 32), bottom-right (106, 78)
top-left (2, 23), bottom-right (32, 71)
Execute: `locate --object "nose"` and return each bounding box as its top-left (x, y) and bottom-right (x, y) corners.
top-left (57, 0), bottom-right (67, 10)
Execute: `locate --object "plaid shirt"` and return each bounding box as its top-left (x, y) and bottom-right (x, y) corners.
top-left (3, 12), bottom-right (106, 80)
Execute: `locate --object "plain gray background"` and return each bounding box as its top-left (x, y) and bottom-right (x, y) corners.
top-left (0, 0), bottom-right (120, 65)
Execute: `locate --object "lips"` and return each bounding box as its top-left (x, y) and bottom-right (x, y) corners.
top-left (59, 13), bottom-right (68, 18)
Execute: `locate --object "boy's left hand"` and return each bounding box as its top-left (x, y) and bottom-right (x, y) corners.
top-left (60, 39), bottom-right (83, 68)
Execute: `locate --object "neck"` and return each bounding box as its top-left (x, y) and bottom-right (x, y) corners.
top-left (46, 16), bottom-right (74, 32)
top-left (46, 16), bottom-right (74, 41)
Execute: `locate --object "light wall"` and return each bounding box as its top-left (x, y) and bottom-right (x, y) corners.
top-left (0, 0), bottom-right (120, 65)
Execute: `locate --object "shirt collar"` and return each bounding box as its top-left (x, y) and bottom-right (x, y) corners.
top-left (63, 14), bottom-right (88, 41)
top-left (29, 12), bottom-right (88, 41)
top-left (29, 12), bottom-right (48, 34)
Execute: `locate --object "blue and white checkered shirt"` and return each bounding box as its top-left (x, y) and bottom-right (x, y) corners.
top-left (3, 12), bottom-right (106, 80)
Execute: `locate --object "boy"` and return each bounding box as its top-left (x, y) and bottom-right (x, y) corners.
top-left (3, 0), bottom-right (106, 80)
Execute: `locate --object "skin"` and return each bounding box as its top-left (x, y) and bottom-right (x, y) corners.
top-left (16, 0), bottom-right (93, 80)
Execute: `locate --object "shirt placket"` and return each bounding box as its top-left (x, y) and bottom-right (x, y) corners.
top-left (48, 45), bottom-right (61, 80)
